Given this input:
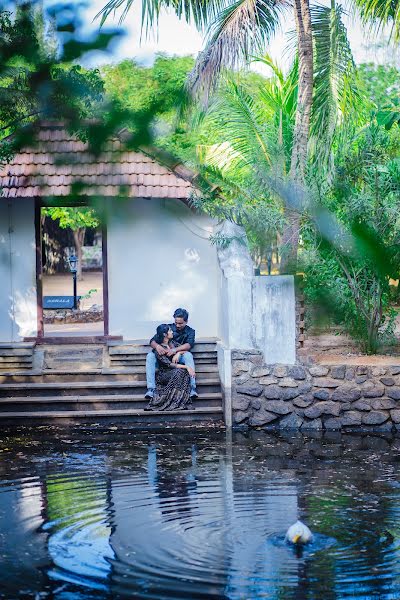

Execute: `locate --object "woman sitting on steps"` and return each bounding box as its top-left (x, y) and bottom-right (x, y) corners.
top-left (144, 324), bottom-right (195, 411)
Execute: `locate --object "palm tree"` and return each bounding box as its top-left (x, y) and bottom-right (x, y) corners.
top-left (97, 0), bottom-right (357, 270)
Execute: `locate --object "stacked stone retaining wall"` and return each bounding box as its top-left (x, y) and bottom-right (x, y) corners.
top-left (232, 350), bottom-right (400, 431)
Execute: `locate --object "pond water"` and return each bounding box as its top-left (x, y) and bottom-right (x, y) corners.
top-left (1, 426), bottom-right (400, 599)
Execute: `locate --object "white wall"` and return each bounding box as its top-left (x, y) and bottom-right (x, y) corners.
top-left (253, 275), bottom-right (296, 364)
top-left (0, 199), bottom-right (37, 342)
top-left (107, 198), bottom-right (220, 340)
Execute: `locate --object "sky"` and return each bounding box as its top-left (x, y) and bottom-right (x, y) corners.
top-left (77, 0), bottom-right (399, 71)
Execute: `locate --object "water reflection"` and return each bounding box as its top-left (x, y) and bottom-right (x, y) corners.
top-left (1, 428), bottom-right (400, 598)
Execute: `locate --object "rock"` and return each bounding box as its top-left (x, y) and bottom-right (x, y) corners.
top-left (281, 387), bottom-right (300, 400)
top-left (331, 385), bottom-right (362, 402)
top-left (357, 366), bottom-right (368, 375)
top-left (234, 411), bottom-right (249, 424)
top-left (309, 365), bottom-right (329, 377)
top-left (341, 411), bottom-right (362, 425)
top-left (259, 376), bottom-right (278, 386)
top-left (273, 366), bottom-right (288, 378)
top-left (251, 366), bottom-right (271, 378)
top-left (324, 417), bottom-right (343, 430)
top-left (371, 367), bottom-right (387, 377)
top-left (390, 366), bottom-right (400, 376)
top-left (301, 418), bottom-right (323, 430)
top-left (232, 350), bottom-right (262, 360)
top-left (235, 373), bottom-right (251, 385)
top-left (293, 396), bottom-right (314, 408)
top-left (249, 354), bottom-right (264, 365)
top-left (232, 396), bottom-right (251, 411)
top-left (331, 365), bottom-right (346, 379)
top-left (249, 410), bottom-right (279, 426)
top-left (371, 398), bottom-right (396, 410)
top-left (341, 402), bottom-right (352, 411)
top-left (380, 377), bottom-right (395, 386)
top-left (298, 382), bottom-right (313, 394)
top-left (390, 409), bottom-right (400, 424)
top-left (313, 389), bottom-right (330, 401)
top-left (288, 366), bottom-right (307, 380)
top-left (279, 412), bottom-right (303, 429)
top-left (251, 399), bottom-right (262, 410)
top-left (352, 400), bottom-right (372, 411)
top-left (305, 401), bottom-right (340, 418)
top-left (264, 385), bottom-right (282, 400)
top-left (265, 400), bottom-right (292, 415)
top-left (232, 360), bottom-right (252, 376)
top-left (278, 378), bottom-right (298, 388)
top-left (361, 382), bottom-right (385, 398)
top-left (345, 368), bottom-right (355, 381)
top-left (313, 378), bottom-right (341, 388)
top-left (236, 383), bottom-right (263, 397)
top-left (362, 411), bottom-right (389, 425)
top-left (373, 422), bottom-right (394, 433)
top-left (355, 375), bottom-right (368, 384)
top-left (387, 387), bottom-right (400, 400)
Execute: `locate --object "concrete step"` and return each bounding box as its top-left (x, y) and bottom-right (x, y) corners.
top-left (105, 364), bottom-right (219, 375)
top-left (108, 344), bottom-right (217, 355)
top-left (0, 392), bottom-right (222, 411)
top-left (0, 378), bottom-right (221, 397)
top-left (0, 368), bottom-right (220, 383)
top-left (0, 342), bottom-right (35, 349)
top-left (0, 407), bottom-right (224, 423)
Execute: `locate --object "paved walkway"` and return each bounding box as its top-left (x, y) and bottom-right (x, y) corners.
top-left (43, 271), bottom-right (103, 310)
top-left (43, 271), bottom-right (104, 336)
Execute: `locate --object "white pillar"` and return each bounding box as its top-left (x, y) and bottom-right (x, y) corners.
top-left (217, 221), bottom-right (254, 349)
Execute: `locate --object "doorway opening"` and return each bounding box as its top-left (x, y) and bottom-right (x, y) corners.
top-left (39, 205), bottom-right (107, 338)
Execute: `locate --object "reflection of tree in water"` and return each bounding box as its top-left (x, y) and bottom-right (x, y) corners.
top-left (148, 441), bottom-right (198, 522)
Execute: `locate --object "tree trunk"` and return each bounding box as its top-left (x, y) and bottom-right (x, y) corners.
top-left (73, 228), bottom-right (86, 281)
top-left (280, 0), bottom-right (313, 273)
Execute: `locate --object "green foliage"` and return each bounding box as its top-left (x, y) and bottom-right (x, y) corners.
top-left (42, 207), bottom-right (100, 230)
top-left (358, 63), bottom-right (400, 108)
top-left (304, 123), bottom-right (400, 353)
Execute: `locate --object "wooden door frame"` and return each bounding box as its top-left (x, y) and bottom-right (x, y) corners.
top-left (25, 198), bottom-right (120, 344)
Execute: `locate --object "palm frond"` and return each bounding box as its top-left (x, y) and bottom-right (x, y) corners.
top-left (353, 0), bottom-right (400, 42)
top-left (96, 0), bottom-right (228, 31)
top-left (187, 0), bottom-right (289, 102)
top-left (311, 2), bottom-right (359, 168)
top-left (200, 79), bottom-right (274, 176)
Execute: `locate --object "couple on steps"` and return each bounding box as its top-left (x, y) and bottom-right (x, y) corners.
top-left (144, 308), bottom-right (198, 411)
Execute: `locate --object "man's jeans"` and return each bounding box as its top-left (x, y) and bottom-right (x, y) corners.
top-left (146, 351), bottom-right (196, 390)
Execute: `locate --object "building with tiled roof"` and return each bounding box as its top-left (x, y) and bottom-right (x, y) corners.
top-left (0, 122), bottom-right (194, 200)
top-left (0, 122), bottom-right (223, 342)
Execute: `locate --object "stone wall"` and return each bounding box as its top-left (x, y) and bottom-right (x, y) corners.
top-left (232, 350), bottom-right (400, 431)
top-left (43, 305), bottom-right (103, 324)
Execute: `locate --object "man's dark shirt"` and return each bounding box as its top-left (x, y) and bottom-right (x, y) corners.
top-left (150, 323), bottom-right (195, 349)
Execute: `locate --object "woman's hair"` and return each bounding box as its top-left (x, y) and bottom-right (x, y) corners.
top-left (155, 323), bottom-right (170, 345)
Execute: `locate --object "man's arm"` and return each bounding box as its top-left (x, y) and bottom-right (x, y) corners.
top-left (150, 337), bottom-right (167, 355)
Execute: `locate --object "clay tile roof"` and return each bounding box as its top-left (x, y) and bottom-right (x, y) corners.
top-left (0, 122), bottom-right (195, 200)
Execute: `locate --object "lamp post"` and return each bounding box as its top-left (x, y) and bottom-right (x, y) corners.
top-left (267, 248), bottom-right (273, 276)
top-left (68, 254), bottom-right (78, 309)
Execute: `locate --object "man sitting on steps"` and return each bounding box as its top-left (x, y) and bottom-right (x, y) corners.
top-left (145, 307), bottom-right (198, 401)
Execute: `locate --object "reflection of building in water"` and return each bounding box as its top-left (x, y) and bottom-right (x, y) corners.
top-left (109, 439), bottom-right (300, 598)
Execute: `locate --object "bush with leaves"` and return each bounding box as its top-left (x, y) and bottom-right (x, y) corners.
top-left (304, 123), bottom-right (400, 353)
